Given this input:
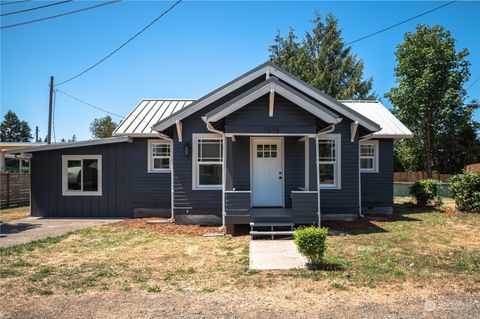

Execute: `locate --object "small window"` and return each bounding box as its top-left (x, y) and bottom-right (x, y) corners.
top-left (62, 155), bottom-right (102, 196)
top-left (148, 140), bottom-right (171, 172)
top-left (317, 134), bottom-right (341, 189)
top-left (256, 144), bottom-right (277, 158)
top-left (193, 135), bottom-right (223, 189)
top-left (360, 140), bottom-right (379, 173)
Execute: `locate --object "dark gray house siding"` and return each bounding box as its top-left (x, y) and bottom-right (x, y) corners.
top-left (30, 138), bottom-right (171, 218)
top-left (361, 139), bottom-right (394, 208)
top-left (284, 136), bottom-right (305, 207)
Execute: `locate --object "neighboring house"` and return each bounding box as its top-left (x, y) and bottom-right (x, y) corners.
top-left (1, 142), bottom-right (45, 173)
top-left (7, 63), bottom-right (412, 227)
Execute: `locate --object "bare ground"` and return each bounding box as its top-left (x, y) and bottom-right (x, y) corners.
top-left (1, 287), bottom-right (479, 319)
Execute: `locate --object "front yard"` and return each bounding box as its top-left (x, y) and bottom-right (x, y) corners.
top-left (1, 201), bottom-right (479, 318)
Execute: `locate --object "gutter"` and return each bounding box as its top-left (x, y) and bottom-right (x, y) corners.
top-left (157, 132), bottom-right (175, 221)
top-left (357, 133), bottom-right (374, 218)
top-left (201, 116), bottom-right (226, 230)
top-left (315, 124), bottom-right (336, 227)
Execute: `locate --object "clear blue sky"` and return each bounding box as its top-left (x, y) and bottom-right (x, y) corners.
top-left (1, 0), bottom-right (479, 141)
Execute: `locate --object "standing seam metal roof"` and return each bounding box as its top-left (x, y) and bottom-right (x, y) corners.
top-left (113, 99), bottom-right (194, 135)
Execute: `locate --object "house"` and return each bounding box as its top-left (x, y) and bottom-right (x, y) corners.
top-left (7, 62), bottom-right (412, 228)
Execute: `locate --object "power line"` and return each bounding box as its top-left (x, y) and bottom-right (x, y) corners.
top-left (56, 0), bottom-right (182, 86)
top-left (1, 0), bottom-right (72, 17)
top-left (345, 1), bottom-right (457, 46)
top-left (1, 0), bottom-right (120, 29)
top-left (0, 0), bottom-right (31, 6)
top-left (56, 89), bottom-right (125, 119)
top-left (466, 76), bottom-right (480, 92)
top-left (53, 89), bottom-right (57, 142)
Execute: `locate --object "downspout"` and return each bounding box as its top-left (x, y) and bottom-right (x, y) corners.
top-left (201, 116), bottom-right (226, 230)
top-left (157, 132), bottom-right (175, 221)
top-left (358, 133), bottom-right (374, 218)
top-left (316, 123), bottom-right (336, 227)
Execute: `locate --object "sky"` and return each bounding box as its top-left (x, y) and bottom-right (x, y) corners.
top-left (1, 0), bottom-right (479, 141)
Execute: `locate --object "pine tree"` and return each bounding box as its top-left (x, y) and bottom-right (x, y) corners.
top-left (269, 12), bottom-right (375, 99)
top-left (0, 110), bottom-right (32, 142)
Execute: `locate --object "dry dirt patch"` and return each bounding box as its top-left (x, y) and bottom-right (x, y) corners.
top-left (117, 218), bottom-right (221, 236)
top-left (0, 206), bottom-right (29, 222)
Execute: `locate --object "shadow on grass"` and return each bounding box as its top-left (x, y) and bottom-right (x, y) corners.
top-left (306, 261), bottom-right (345, 271)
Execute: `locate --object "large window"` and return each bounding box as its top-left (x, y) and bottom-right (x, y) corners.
top-left (360, 140), bottom-right (379, 173)
top-left (62, 155), bottom-right (102, 196)
top-left (318, 134), bottom-right (341, 189)
top-left (148, 140), bottom-right (171, 172)
top-left (193, 134), bottom-right (223, 189)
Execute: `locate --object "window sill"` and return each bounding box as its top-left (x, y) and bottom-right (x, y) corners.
top-left (319, 185), bottom-right (341, 190)
top-left (192, 186), bottom-right (222, 191)
top-left (62, 192), bottom-right (102, 197)
top-left (148, 169), bottom-right (171, 174)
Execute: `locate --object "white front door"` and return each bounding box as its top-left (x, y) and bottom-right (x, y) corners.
top-left (251, 138), bottom-right (283, 207)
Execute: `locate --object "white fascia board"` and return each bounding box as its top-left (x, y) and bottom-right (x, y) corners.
top-left (267, 66), bottom-right (381, 132)
top-left (5, 136), bottom-right (132, 154)
top-left (372, 134), bottom-right (414, 139)
top-left (207, 81), bottom-right (338, 124)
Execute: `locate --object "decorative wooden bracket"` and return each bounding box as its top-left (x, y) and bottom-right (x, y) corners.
top-left (269, 89), bottom-right (275, 117)
top-left (175, 120), bottom-right (183, 142)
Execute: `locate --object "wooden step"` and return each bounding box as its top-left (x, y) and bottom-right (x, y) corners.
top-left (249, 231), bottom-right (294, 236)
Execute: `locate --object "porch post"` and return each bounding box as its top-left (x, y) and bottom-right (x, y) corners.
top-left (225, 137), bottom-right (234, 191)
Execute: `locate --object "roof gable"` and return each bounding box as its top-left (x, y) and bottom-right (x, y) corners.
top-left (153, 62), bottom-right (381, 132)
top-left (205, 77), bottom-right (340, 124)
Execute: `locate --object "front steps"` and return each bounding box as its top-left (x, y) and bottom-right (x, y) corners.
top-left (250, 222), bottom-right (294, 239)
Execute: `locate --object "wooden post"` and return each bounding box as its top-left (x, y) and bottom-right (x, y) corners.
top-left (47, 76), bottom-right (54, 144)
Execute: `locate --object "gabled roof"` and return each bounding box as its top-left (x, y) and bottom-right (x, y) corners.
top-left (340, 101), bottom-right (413, 138)
top-left (152, 62), bottom-right (381, 132)
top-left (5, 136), bottom-right (132, 154)
top-left (114, 99), bottom-right (194, 136)
top-left (205, 77), bottom-right (340, 124)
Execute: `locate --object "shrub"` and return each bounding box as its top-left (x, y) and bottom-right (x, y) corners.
top-left (294, 226), bottom-right (328, 266)
top-left (409, 179), bottom-right (442, 207)
top-left (450, 172), bottom-right (480, 213)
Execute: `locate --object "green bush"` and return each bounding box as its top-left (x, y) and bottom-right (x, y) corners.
top-left (409, 179), bottom-right (442, 207)
top-left (450, 172), bottom-right (480, 213)
top-left (293, 226), bottom-right (328, 266)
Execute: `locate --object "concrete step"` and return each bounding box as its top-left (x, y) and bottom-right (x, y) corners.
top-left (250, 222), bottom-right (294, 227)
top-left (250, 231), bottom-right (294, 236)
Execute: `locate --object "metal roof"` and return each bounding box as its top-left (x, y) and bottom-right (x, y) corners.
top-left (341, 101), bottom-right (413, 138)
top-left (113, 99), bottom-right (194, 136)
top-left (5, 136), bottom-right (132, 154)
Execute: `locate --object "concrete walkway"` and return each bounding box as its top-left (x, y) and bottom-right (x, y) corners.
top-left (0, 217), bottom-right (122, 247)
top-left (249, 240), bottom-right (307, 270)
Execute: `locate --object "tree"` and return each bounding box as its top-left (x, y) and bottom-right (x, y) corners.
top-left (90, 116), bottom-right (117, 138)
top-left (269, 12), bottom-right (375, 99)
top-left (0, 110), bottom-right (32, 142)
top-left (386, 24), bottom-right (480, 176)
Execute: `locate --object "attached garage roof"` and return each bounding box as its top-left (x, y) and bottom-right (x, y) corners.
top-left (341, 101), bottom-right (413, 138)
top-left (113, 99), bottom-right (194, 136)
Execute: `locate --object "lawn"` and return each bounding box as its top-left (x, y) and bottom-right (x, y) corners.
top-left (0, 201), bottom-right (479, 317)
top-left (0, 206), bottom-right (29, 222)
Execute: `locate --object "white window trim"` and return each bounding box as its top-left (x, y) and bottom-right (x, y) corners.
top-left (62, 155), bottom-right (102, 196)
top-left (148, 139), bottom-right (171, 173)
top-left (317, 133), bottom-right (341, 190)
top-left (360, 140), bottom-right (379, 173)
top-left (192, 133), bottom-right (223, 190)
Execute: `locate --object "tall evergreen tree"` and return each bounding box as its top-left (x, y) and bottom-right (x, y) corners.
top-left (386, 24), bottom-right (479, 176)
top-left (0, 110), bottom-right (32, 142)
top-left (269, 13), bottom-right (375, 99)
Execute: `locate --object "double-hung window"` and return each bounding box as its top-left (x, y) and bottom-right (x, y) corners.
top-left (193, 134), bottom-right (223, 189)
top-left (148, 140), bottom-right (171, 172)
top-left (318, 134), bottom-right (341, 189)
top-left (360, 140), bottom-right (379, 172)
top-left (62, 155), bottom-right (102, 196)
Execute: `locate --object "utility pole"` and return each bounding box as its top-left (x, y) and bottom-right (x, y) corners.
top-left (35, 126), bottom-right (39, 143)
top-left (47, 76), bottom-right (54, 144)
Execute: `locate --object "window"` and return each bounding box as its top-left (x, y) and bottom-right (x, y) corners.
top-left (360, 140), bottom-right (379, 173)
top-left (317, 134), bottom-right (341, 189)
top-left (256, 144), bottom-right (277, 158)
top-left (62, 155), bottom-right (102, 196)
top-left (192, 134), bottom-right (223, 189)
top-left (148, 140), bottom-right (171, 172)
